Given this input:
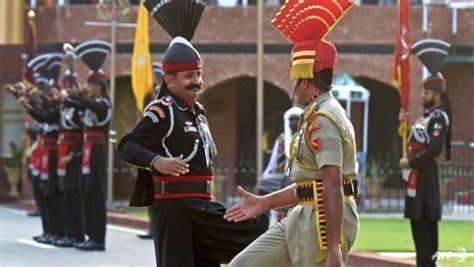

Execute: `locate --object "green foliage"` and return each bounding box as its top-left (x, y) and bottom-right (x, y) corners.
top-left (365, 155), bottom-right (398, 183)
top-left (4, 142), bottom-right (22, 168)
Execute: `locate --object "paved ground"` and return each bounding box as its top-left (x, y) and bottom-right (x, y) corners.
top-left (0, 204), bottom-right (156, 267)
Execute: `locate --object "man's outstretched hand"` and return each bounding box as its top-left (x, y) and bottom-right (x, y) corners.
top-left (223, 186), bottom-right (266, 222)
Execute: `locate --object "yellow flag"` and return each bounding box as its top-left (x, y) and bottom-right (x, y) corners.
top-left (131, 5), bottom-right (153, 112)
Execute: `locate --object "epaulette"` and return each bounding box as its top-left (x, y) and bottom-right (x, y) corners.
top-left (431, 109), bottom-right (450, 126)
top-left (143, 95), bottom-right (175, 112)
top-left (143, 95), bottom-right (174, 123)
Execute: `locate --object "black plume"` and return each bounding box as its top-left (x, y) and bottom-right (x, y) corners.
top-left (28, 54), bottom-right (51, 87)
top-left (74, 40), bottom-right (111, 72)
top-left (144, 0), bottom-right (206, 41)
top-left (412, 39), bottom-right (451, 75)
top-left (45, 53), bottom-right (63, 86)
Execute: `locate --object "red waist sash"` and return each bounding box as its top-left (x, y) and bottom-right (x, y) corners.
top-left (82, 130), bottom-right (106, 175)
top-left (57, 131), bottom-right (81, 176)
top-left (153, 175), bottom-right (214, 200)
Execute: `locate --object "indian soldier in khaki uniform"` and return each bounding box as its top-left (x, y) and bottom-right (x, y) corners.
top-left (224, 1), bottom-right (359, 266)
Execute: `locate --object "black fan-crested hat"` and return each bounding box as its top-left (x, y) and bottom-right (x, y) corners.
top-left (412, 39), bottom-right (451, 92)
top-left (63, 43), bottom-right (77, 86)
top-left (44, 53), bottom-right (63, 88)
top-left (27, 54), bottom-right (51, 88)
top-left (412, 39), bottom-right (451, 75)
top-left (74, 39), bottom-right (111, 84)
top-left (144, 0), bottom-right (206, 74)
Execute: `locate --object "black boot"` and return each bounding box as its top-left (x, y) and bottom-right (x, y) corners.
top-left (33, 234), bottom-right (46, 242)
top-left (27, 210), bottom-right (41, 217)
top-left (75, 239), bottom-right (105, 251)
top-left (136, 232), bottom-right (153, 239)
top-left (36, 234), bottom-right (56, 244)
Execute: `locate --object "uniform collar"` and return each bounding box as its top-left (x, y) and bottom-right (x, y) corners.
top-left (423, 105), bottom-right (442, 117)
top-left (313, 91), bottom-right (333, 106)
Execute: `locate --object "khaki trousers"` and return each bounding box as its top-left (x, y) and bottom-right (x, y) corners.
top-left (229, 199), bottom-right (359, 267)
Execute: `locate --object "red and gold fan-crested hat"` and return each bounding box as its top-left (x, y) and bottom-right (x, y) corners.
top-left (271, 0), bottom-right (354, 80)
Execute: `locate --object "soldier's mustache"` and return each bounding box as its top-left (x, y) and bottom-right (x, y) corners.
top-left (186, 84), bottom-right (202, 91)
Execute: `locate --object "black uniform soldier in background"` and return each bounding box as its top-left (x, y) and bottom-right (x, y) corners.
top-left (21, 53), bottom-right (66, 245)
top-left (25, 118), bottom-right (42, 217)
top-left (54, 43), bottom-right (86, 247)
top-left (400, 39), bottom-right (452, 267)
top-left (118, 1), bottom-right (268, 266)
top-left (61, 40), bottom-right (112, 251)
top-left (5, 81), bottom-right (43, 218)
top-left (5, 81), bottom-right (47, 234)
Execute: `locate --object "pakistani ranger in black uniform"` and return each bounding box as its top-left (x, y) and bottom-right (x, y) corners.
top-left (54, 43), bottom-right (86, 247)
top-left (61, 40), bottom-right (112, 251)
top-left (21, 53), bottom-right (67, 244)
top-left (400, 39), bottom-right (452, 267)
top-left (118, 1), bottom-right (268, 266)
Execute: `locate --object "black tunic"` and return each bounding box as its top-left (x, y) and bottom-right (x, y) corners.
top-left (118, 91), bottom-right (268, 266)
top-left (57, 102), bottom-right (84, 190)
top-left (119, 92), bottom-right (216, 205)
top-left (66, 94), bottom-right (111, 193)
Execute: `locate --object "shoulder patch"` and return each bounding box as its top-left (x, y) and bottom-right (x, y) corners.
top-left (311, 136), bottom-right (321, 152)
top-left (143, 111), bottom-right (159, 123)
top-left (306, 122), bottom-right (322, 138)
top-left (149, 106), bottom-right (166, 119)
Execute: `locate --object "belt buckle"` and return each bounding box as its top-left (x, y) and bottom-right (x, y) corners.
top-left (161, 181), bottom-right (168, 195)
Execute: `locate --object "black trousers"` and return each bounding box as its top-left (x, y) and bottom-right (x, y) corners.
top-left (82, 144), bottom-right (107, 243)
top-left (38, 190), bottom-right (51, 235)
top-left (63, 188), bottom-right (84, 239)
top-left (28, 172), bottom-right (43, 213)
top-left (43, 190), bottom-right (66, 236)
top-left (411, 219), bottom-right (438, 267)
top-left (151, 198), bottom-right (269, 267)
top-left (83, 187), bottom-right (106, 243)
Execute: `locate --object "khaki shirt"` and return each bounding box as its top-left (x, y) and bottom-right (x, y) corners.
top-left (289, 92), bottom-right (358, 181)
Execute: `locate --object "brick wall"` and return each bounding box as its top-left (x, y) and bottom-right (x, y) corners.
top-left (1, 4), bottom-right (472, 197)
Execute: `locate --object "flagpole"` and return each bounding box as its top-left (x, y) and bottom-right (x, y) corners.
top-left (256, 0), bottom-right (264, 185)
top-left (106, 6), bottom-right (117, 209)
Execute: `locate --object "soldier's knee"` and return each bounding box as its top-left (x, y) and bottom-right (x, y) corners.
top-left (228, 254), bottom-right (249, 267)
